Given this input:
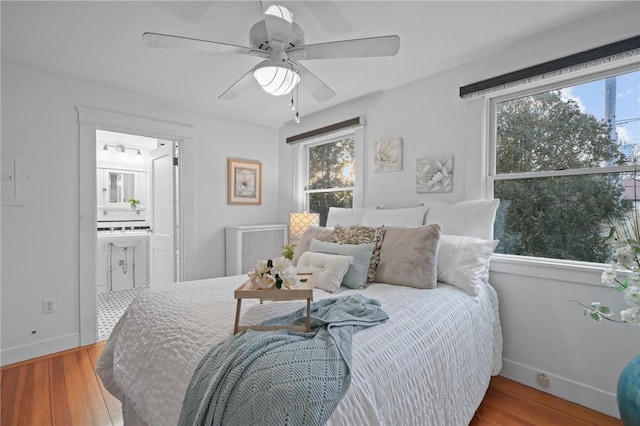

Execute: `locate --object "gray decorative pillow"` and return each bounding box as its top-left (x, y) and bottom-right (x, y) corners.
top-left (292, 226), bottom-right (335, 266)
top-left (333, 225), bottom-right (386, 283)
top-left (375, 224), bottom-right (441, 289)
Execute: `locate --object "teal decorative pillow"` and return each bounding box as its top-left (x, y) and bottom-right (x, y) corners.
top-left (333, 225), bottom-right (386, 282)
top-left (310, 239), bottom-right (374, 289)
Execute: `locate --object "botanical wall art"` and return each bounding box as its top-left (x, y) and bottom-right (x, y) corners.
top-left (416, 155), bottom-right (454, 193)
top-left (374, 137), bottom-right (403, 173)
top-left (228, 158), bottom-right (262, 205)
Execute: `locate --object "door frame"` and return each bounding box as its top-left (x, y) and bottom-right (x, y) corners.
top-left (77, 107), bottom-right (194, 345)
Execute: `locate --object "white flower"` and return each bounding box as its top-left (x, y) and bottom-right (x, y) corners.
top-left (628, 272), bottom-right (640, 287)
top-left (280, 267), bottom-right (298, 289)
top-left (270, 256), bottom-right (291, 275)
top-left (601, 263), bottom-right (618, 286)
top-left (620, 306), bottom-right (640, 324)
top-left (615, 244), bottom-right (636, 270)
top-left (250, 272), bottom-right (276, 289)
top-left (623, 285), bottom-right (640, 306)
top-left (254, 259), bottom-right (270, 274)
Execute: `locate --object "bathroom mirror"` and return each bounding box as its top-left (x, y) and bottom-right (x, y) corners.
top-left (108, 172), bottom-right (136, 203)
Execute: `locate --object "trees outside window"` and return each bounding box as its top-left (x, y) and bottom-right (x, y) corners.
top-left (305, 137), bottom-right (355, 226)
top-left (493, 69), bottom-right (639, 263)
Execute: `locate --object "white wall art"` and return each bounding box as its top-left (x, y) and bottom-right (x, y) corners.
top-left (416, 155), bottom-right (454, 193)
top-left (374, 137), bottom-right (403, 173)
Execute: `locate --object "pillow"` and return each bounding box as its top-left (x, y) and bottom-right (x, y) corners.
top-left (375, 224), bottom-right (441, 289)
top-left (292, 226), bottom-right (335, 266)
top-left (310, 239), bottom-right (374, 289)
top-left (333, 225), bottom-right (386, 283)
top-left (437, 234), bottom-right (499, 295)
top-left (360, 205), bottom-right (429, 227)
top-left (325, 207), bottom-right (368, 228)
top-left (296, 251), bottom-right (352, 293)
top-left (423, 199), bottom-right (499, 240)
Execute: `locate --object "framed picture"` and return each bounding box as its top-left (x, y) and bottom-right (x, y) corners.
top-left (374, 137), bottom-right (403, 173)
top-left (416, 155), bottom-right (454, 193)
top-left (228, 158), bottom-right (262, 205)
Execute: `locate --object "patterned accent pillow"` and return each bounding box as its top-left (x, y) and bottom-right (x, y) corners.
top-left (333, 225), bottom-right (386, 282)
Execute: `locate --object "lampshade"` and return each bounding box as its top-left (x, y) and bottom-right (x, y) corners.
top-left (289, 212), bottom-right (319, 240)
top-left (253, 62), bottom-right (300, 96)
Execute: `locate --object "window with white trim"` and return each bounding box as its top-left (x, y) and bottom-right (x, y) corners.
top-left (489, 65), bottom-right (640, 263)
top-left (301, 133), bottom-right (356, 226)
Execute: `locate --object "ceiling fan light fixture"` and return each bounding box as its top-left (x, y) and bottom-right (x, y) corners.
top-left (253, 62), bottom-right (300, 96)
top-left (264, 4), bottom-right (293, 23)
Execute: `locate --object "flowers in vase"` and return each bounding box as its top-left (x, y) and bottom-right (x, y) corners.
top-left (248, 257), bottom-right (298, 290)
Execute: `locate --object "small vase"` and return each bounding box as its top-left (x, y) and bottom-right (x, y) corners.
top-left (617, 354), bottom-right (640, 426)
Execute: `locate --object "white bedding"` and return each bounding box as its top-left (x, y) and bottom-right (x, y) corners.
top-left (96, 275), bottom-right (502, 426)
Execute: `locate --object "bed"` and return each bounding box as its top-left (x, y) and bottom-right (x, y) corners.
top-left (96, 200), bottom-right (503, 425)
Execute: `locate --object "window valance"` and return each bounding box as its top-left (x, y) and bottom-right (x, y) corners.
top-left (286, 116), bottom-right (365, 144)
top-left (459, 35), bottom-right (640, 99)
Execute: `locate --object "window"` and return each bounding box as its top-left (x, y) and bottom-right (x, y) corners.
top-left (302, 135), bottom-right (356, 226)
top-left (490, 67), bottom-right (640, 263)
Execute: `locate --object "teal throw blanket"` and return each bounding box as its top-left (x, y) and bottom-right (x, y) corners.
top-left (178, 294), bottom-right (388, 426)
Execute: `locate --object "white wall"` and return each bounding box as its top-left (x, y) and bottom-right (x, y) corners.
top-left (278, 3), bottom-right (640, 418)
top-left (1, 65), bottom-right (280, 364)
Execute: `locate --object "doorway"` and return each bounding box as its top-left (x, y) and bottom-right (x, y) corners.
top-left (78, 107), bottom-right (194, 346)
top-left (94, 130), bottom-right (181, 339)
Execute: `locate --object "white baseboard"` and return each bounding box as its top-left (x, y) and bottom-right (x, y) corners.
top-left (501, 358), bottom-right (619, 419)
top-left (1, 333), bottom-right (80, 367)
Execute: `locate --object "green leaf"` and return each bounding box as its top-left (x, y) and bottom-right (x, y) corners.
top-left (267, 259), bottom-right (273, 268)
top-left (598, 306), bottom-right (613, 315)
top-left (590, 312), bottom-right (601, 321)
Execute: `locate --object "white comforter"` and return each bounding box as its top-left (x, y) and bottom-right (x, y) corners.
top-left (97, 276), bottom-right (502, 426)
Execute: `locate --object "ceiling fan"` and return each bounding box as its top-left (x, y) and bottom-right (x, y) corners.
top-left (142, 3), bottom-right (400, 103)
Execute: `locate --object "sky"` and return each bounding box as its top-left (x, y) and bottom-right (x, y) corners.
top-left (561, 69), bottom-right (640, 154)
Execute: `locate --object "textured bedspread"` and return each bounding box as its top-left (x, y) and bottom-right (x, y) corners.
top-left (179, 295), bottom-right (388, 426)
top-left (96, 276), bottom-right (502, 426)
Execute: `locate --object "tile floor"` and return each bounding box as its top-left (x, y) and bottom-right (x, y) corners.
top-left (98, 287), bottom-right (146, 340)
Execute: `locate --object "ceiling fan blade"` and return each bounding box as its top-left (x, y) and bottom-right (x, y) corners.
top-left (292, 61), bottom-right (335, 102)
top-left (143, 32), bottom-right (268, 58)
top-left (218, 68), bottom-right (257, 101)
top-left (288, 35), bottom-right (400, 60)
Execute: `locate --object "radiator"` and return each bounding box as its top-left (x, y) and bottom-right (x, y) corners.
top-left (225, 224), bottom-right (288, 276)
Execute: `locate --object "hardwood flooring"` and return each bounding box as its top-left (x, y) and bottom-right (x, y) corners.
top-left (1, 342), bottom-right (622, 426)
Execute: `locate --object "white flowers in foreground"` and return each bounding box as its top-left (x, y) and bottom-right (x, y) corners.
top-left (248, 257), bottom-right (298, 290)
top-left (585, 227), bottom-right (640, 325)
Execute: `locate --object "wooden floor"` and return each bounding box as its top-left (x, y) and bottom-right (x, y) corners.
top-left (1, 342), bottom-right (622, 426)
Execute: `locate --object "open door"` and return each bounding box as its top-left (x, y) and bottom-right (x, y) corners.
top-left (149, 143), bottom-right (176, 285)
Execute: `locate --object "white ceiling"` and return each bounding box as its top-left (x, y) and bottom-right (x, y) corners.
top-left (1, 1), bottom-right (626, 127)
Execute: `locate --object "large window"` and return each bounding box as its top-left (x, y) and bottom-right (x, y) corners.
top-left (491, 67), bottom-right (640, 263)
top-left (303, 135), bottom-right (355, 226)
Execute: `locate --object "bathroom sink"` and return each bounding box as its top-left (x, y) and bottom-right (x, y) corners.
top-left (97, 231), bottom-right (149, 248)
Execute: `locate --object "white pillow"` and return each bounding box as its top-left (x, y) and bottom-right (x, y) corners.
top-left (360, 205), bottom-right (429, 227)
top-left (424, 199), bottom-right (499, 240)
top-left (325, 207), bottom-right (368, 227)
top-left (296, 251), bottom-right (352, 293)
top-left (437, 234), bottom-right (499, 295)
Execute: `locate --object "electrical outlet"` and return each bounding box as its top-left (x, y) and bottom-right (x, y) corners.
top-left (43, 299), bottom-right (55, 314)
top-left (537, 372), bottom-right (550, 388)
